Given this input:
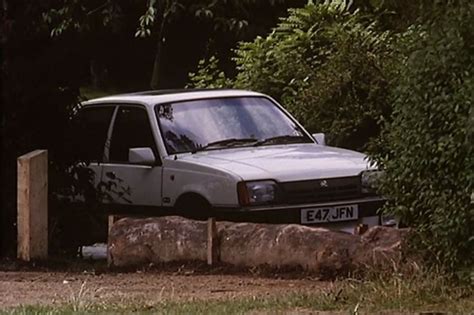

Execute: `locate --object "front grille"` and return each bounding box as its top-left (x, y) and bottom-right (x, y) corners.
top-left (280, 176), bottom-right (361, 204)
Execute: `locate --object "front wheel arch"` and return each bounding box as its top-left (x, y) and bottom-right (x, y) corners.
top-left (174, 193), bottom-right (213, 220)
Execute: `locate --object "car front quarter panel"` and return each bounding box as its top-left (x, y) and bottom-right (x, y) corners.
top-left (162, 159), bottom-right (241, 207)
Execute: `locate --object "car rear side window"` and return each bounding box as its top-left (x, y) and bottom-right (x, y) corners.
top-left (109, 106), bottom-right (156, 163)
top-left (75, 106), bottom-right (115, 162)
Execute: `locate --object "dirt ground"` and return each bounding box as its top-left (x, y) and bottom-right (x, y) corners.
top-left (0, 269), bottom-right (326, 308)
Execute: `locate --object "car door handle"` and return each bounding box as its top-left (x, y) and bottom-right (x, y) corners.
top-left (105, 171), bottom-right (116, 179)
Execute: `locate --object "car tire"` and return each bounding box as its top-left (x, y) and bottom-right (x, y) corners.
top-left (175, 195), bottom-right (214, 221)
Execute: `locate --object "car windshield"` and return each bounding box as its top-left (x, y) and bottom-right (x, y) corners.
top-left (155, 96), bottom-right (312, 154)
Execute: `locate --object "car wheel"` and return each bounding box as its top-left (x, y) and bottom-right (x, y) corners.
top-left (175, 195), bottom-right (214, 221)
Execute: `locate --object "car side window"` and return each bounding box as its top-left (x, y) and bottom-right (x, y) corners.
top-left (74, 106), bottom-right (115, 162)
top-left (109, 106), bottom-right (156, 163)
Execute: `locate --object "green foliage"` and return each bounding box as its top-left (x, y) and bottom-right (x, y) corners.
top-left (190, 1), bottom-right (394, 150)
top-left (188, 0), bottom-right (474, 273)
top-left (135, 0), bottom-right (158, 38)
top-left (43, 0), bottom-right (300, 89)
top-left (374, 3), bottom-right (474, 271)
top-left (44, 0), bottom-right (290, 39)
top-left (43, 1), bottom-right (123, 36)
top-left (188, 56), bottom-right (234, 89)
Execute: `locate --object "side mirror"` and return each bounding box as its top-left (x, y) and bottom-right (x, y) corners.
top-left (312, 133), bottom-right (326, 146)
top-left (129, 147), bottom-right (156, 166)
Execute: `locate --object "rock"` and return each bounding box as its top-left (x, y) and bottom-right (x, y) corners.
top-left (108, 216), bottom-right (408, 276)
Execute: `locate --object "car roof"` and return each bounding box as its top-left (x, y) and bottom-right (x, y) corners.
top-left (81, 89), bottom-right (265, 108)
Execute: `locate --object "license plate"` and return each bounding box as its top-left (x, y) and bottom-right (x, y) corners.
top-left (301, 204), bottom-right (358, 224)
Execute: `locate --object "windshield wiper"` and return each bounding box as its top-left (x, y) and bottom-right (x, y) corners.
top-left (253, 135), bottom-right (310, 147)
top-left (192, 138), bottom-right (258, 153)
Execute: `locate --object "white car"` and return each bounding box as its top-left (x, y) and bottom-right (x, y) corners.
top-left (76, 89), bottom-right (385, 233)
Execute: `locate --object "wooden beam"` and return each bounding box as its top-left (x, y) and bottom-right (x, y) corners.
top-left (207, 217), bottom-right (218, 266)
top-left (108, 215), bottom-right (117, 234)
top-left (107, 214), bottom-right (121, 267)
top-left (17, 150), bottom-right (48, 261)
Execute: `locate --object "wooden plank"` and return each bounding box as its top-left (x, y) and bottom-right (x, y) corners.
top-left (354, 223), bottom-right (368, 235)
top-left (107, 214), bottom-right (120, 267)
top-left (207, 217), bottom-right (218, 266)
top-left (108, 215), bottom-right (117, 234)
top-left (17, 150), bottom-right (48, 261)
top-left (107, 215), bottom-right (113, 267)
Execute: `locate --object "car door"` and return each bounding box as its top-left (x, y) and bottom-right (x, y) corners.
top-left (101, 105), bottom-right (162, 209)
top-left (74, 105), bottom-right (116, 202)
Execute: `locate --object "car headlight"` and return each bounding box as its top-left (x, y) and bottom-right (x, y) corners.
top-left (360, 170), bottom-right (384, 194)
top-left (237, 180), bottom-right (278, 205)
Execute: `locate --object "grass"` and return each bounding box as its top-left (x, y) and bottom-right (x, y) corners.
top-left (2, 270), bottom-right (473, 315)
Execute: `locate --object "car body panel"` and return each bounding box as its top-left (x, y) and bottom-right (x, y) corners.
top-left (82, 90), bottom-right (264, 109)
top-left (161, 158), bottom-right (241, 207)
top-left (100, 163), bottom-right (163, 206)
top-left (175, 143), bottom-right (372, 182)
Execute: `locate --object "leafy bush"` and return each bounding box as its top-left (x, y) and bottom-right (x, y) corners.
top-left (189, 0), bottom-right (474, 274)
top-left (189, 1), bottom-right (395, 150)
top-left (188, 56), bottom-right (234, 89)
top-left (374, 3), bottom-right (474, 271)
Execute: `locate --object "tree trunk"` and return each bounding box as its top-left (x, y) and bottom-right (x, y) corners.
top-left (150, 37), bottom-right (164, 89)
top-left (150, 15), bottom-right (167, 90)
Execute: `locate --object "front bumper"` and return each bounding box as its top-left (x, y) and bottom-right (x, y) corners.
top-left (214, 196), bottom-right (386, 229)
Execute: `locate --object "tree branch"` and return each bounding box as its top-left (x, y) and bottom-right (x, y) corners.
top-left (86, 1), bottom-right (109, 16)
